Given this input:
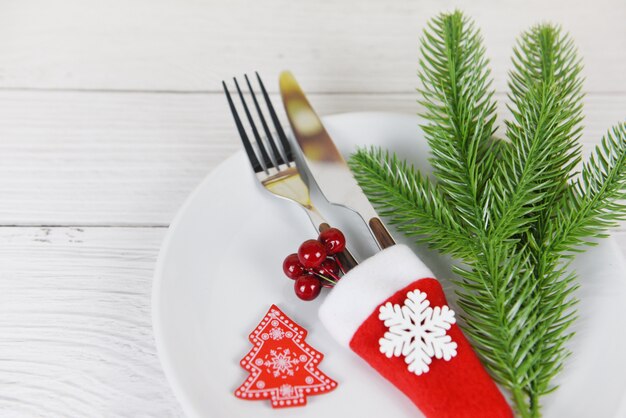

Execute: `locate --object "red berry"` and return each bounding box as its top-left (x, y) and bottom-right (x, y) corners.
top-left (283, 253), bottom-right (304, 279)
top-left (314, 259), bottom-right (341, 288)
top-left (298, 239), bottom-right (327, 268)
top-left (320, 280), bottom-right (334, 288)
top-left (294, 275), bottom-right (322, 301)
top-left (318, 258), bottom-right (340, 276)
top-left (318, 228), bottom-right (346, 255)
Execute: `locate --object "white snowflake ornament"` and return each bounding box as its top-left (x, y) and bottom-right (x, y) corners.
top-left (264, 348), bottom-right (299, 377)
top-left (378, 290), bottom-right (458, 375)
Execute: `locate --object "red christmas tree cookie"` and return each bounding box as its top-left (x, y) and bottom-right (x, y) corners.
top-left (234, 305), bottom-right (337, 408)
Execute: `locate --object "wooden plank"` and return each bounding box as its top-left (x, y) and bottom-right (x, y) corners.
top-left (0, 0), bottom-right (623, 93)
top-left (0, 226), bottom-right (182, 417)
top-left (1, 90), bottom-right (624, 226)
top-left (1, 226), bottom-right (625, 415)
top-left (614, 232), bottom-right (626, 256)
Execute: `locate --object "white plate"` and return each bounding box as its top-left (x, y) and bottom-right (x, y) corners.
top-left (153, 112), bottom-right (626, 418)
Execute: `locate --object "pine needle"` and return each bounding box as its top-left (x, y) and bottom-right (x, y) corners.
top-left (349, 10), bottom-right (626, 418)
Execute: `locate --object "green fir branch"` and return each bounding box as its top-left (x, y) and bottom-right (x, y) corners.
top-left (499, 24), bottom-right (586, 414)
top-left (488, 25), bottom-right (584, 243)
top-left (348, 10), bottom-right (626, 418)
top-left (417, 12), bottom-right (545, 415)
top-left (452, 243), bottom-right (540, 390)
top-left (349, 147), bottom-right (476, 259)
top-left (418, 11), bottom-right (498, 233)
top-left (549, 123), bottom-right (626, 254)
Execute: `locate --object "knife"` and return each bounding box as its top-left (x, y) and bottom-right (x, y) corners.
top-left (279, 71), bottom-right (395, 250)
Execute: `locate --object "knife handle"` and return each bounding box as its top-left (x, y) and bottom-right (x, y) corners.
top-left (319, 223), bottom-right (358, 272)
top-left (369, 217), bottom-right (396, 249)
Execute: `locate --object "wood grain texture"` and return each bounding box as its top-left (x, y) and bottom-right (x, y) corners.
top-left (1, 227), bottom-right (625, 417)
top-left (0, 0), bottom-right (624, 93)
top-left (0, 227), bottom-right (182, 417)
top-left (0, 91), bottom-right (624, 227)
top-left (0, 1), bottom-right (624, 416)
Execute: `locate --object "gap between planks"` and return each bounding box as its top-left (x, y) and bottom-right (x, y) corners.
top-left (0, 88), bottom-right (625, 96)
top-left (0, 226), bottom-right (183, 417)
top-left (0, 0), bottom-right (624, 93)
top-left (0, 90), bottom-right (625, 227)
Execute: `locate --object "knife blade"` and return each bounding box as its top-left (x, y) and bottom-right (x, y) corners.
top-left (279, 71), bottom-right (395, 249)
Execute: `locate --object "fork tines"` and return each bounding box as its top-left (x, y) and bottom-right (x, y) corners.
top-left (223, 73), bottom-right (294, 174)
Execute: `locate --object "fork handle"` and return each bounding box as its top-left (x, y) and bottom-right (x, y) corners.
top-left (319, 223), bottom-right (358, 272)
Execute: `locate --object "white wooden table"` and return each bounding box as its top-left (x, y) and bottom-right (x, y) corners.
top-left (0, 1), bottom-right (624, 416)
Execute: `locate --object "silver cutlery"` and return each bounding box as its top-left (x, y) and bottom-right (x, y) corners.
top-left (222, 73), bottom-right (357, 269)
top-left (279, 71), bottom-right (396, 249)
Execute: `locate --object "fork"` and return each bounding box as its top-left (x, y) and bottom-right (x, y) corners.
top-left (222, 73), bottom-right (357, 270)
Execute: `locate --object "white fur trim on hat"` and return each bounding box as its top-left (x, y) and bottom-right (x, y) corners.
top-left (319, 244), bottom-right (433, 348)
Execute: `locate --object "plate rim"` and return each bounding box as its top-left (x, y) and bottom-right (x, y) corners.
top-left (151, 111), bottom-right (417, 416)
top-left (152, 150), bottom-right (243, 417)
top-left (152, 111), bottom-right (626, 417)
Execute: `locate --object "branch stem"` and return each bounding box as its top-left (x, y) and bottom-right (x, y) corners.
top-left (512, 388), bottom-right (531, 418)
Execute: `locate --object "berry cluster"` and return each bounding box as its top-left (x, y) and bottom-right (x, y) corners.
top-left (282, 228), bottom-right (347, 301)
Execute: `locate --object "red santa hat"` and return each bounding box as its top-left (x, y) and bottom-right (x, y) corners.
top-left (319, 244), bottom-right (513, 418)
